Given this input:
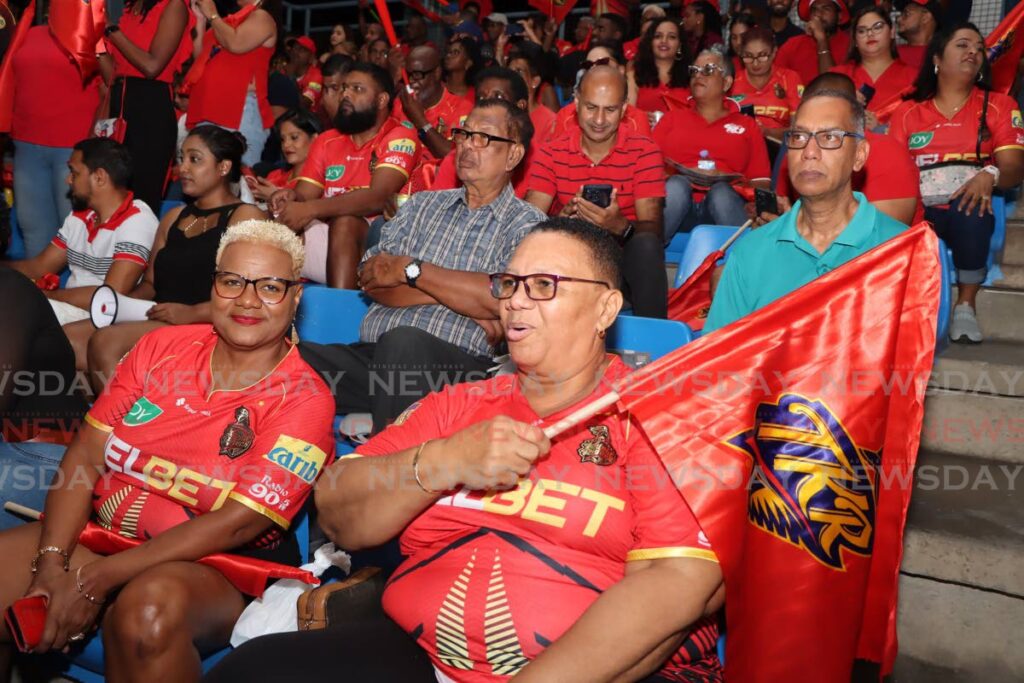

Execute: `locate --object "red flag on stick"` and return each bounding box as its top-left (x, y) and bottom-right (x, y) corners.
top-left (375, 0), bottom-right (400, 46)
top-left (987, 2), bottom-right (1024, 94)
top-left (48, 0), bottom-right (106, 81)
top-left (543, 222), bottom-right (940, 681)
top-left (0, 0), bottom-right (33, 133)
top-left (528, 0), bottom-right (580, 26)
top-left (667, 222), bottom-right (749, 330)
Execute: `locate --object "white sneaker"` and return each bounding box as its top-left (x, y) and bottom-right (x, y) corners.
top-left (950, 303), bottom-right (983, 344)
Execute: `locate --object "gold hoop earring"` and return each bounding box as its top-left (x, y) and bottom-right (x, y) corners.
top-left (675, 48), bottom-right (684, 61)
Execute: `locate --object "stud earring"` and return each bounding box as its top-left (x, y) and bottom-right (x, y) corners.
top-left (934, 64), bottom-right (939, 75)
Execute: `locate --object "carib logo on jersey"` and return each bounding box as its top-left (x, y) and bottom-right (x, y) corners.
top-left (265, 435), bottom-right (327, 483)
top-left (388, 138), bottom-right (417, 155)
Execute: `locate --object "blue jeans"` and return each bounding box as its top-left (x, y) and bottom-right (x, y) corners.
top-left (925, 197), bottom-right (994, 285)
top-left (12, 141), bottom-right (73, 258)
top-left (664, 175), bottom-right (749, 243)
top-left (0, 441), bottom-right (64, 532)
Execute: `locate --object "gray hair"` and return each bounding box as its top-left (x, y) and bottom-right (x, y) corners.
top-left (797, 89), bottom-right (867, 136)
top-left (698, 44), bottom-right (733, 79)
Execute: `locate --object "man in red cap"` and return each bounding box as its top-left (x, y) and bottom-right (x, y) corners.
top-left (287, 35), bottom-right (324, 110)
top-left (896, 0), bottom-right (940, 70)
top-left (776, 0), bottom-right (851, 85)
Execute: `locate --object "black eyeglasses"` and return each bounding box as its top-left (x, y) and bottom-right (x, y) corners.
top-left (489, 273), bottom-right (610, 301)
top-left (581, 56), bottom-right (614, 70)
top-left (741, 51), bottom-right (771, 62)
top-left (451, 127), bottom-right (517, 148)
top-left (213, 271), bottom-right (300, 305)
top-left (784, 129), bottom-right (864, 150)
top-left (407, 67), bottom-right (438, 81)
top-left (688, 63), bottom-right (725, 77)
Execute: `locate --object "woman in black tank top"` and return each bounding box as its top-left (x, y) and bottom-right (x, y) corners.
top-left (83, 126), bottom-right (266, 393)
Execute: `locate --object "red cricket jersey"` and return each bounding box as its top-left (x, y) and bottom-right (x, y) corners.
top-left (775, 32), bottom-right (851, 87)
top-left (296, 117), bottom-right (421, 198)
top-left (394, 87), bottom-right (474, 161)
top-left (552, 101), bottom-right (653, 138)
top-left (526, 126), bottom-right (666, 220)
top-left (888, 88), bottom-right (1024, 167)
top-left (355, 357), bottom-right (721, 681)
top-left (85, 325), bottom-right (335, 547)
top-left (897, 44), bottom-right (926, 71)
top-left (636, 84), bottom-right (693, 114)
top-left (777, 130), bottom-right (925, 224)
top-left (829, 60), bottom-right (916, 113)
top-left (263, 166), bottom-right (299, 190)
top-left (653, 98), bottom-right (772, 195)
top-left (730, 66), bottom-right (804, 129)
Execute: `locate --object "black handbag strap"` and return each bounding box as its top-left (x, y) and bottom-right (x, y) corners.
top-left (976, 88), bottom-right (990, 166)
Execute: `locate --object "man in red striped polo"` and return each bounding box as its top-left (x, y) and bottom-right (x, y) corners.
top-left (524, 66), bottom-right (668, 318)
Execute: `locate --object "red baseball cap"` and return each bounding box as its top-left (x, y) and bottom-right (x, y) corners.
top-left (294, 36), bottom-right (316, 53)
top-left (797, 0), bottom-right (851, 24)
top-left (898, 0), bottom-right (941, 18)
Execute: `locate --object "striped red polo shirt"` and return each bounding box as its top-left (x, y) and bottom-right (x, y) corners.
top-left (525, 126), bottom-right (665, 220)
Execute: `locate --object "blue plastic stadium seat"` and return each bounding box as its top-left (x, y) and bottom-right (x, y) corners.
top-left (158, 199), bottom-right (186, 219)
top-left (665, 231), bottom-right (690, 261)
top-left (673, 225), bottom-right (747, 288)
top-left (295, 287), bottom-right (371, 345)
top-left (986, 195), bottom-right (1007, 285)
top-left (606, 314), bottom-right (693, 361)
top-left (936, 238), bottom-right (953, 354)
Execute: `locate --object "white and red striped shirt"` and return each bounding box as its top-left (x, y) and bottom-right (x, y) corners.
top-left (52, 193), bottom-right (158, 288)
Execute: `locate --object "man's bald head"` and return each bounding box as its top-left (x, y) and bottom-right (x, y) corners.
top-left (576, 65), bottom-right (627, 146)
top-left (803, 72), bottom-right (857, 99)
top-left (578, 65), bottom-right (628, 104)
top-left (407, 45), bottom-right (443, 104)
top-left (408, 45), bottom-right (441, 68)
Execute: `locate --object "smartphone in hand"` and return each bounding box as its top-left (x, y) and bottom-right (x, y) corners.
top-left (581, 184), bottom-right (613, 208)
top-left (755, 187), bottom-right (780, 217)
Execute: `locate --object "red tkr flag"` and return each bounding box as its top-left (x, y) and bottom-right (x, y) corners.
top-left (48, 0), bottom-right (106, 81)
top-left (528, 0), bottom-right (580, 26)
top-left (0, 0), bottom-right (33, 133)
top-left (618, 223), bottom-right (939, 680)
top-left (987, 2), bottom-right (1024, 94)
top-left (666, 250), bottom-right (718, 330)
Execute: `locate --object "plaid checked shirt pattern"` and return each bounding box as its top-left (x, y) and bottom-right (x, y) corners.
top-left (360, 185), bottom-right (546, 357)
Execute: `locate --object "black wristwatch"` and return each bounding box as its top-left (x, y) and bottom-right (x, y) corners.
top-left (619, 221), bottom-right (635, 243)
top-left (404, 258), bottom-right (423, 288)
top-left (416, 122), bottom-right (432, 142)
top-left (104, 24), bottom-right (120, 37)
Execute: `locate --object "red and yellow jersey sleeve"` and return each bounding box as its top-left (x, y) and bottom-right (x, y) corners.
top-left (375, 122), bottom-right (421, 180)
top-left (296, 131), bottom-right (334, 189)
top-left (86, 328), bottom-right (167, 432)
top-left (989, 91), bottom-right (1024, 155)
top-left (225, 392), bottom-right (336, 528)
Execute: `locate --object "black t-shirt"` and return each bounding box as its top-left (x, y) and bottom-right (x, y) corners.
top-left (267, 71), bottom-right (300, 110)
top-left (774, 20), bottom-right (805, 49)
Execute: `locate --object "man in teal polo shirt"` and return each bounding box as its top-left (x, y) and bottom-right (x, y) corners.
top-left (705, 90), bottom-right (906, 333)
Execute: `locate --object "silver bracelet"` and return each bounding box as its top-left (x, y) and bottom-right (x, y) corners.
top-left (412, 441), bottom-right (441, 494)
top-left (75, 566), bottom-right (105, 606)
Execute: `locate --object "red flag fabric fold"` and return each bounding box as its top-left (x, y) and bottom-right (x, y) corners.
top-left (527, 0), bottom-right (580, 26)
top-left (987, 2), bottom-right (1024, 94)
top-left (78, 522), bottom-right (318, 598)
top-left (48, 0), bottom-right (106, 82)
top-left (666, 250), bottom-right (721, 330)
top-left (616, 223), bottom-right (939, 681)
top-left (0, 0), bottom-right (34, 133)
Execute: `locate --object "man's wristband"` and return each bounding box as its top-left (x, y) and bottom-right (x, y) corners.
top-left (981, 165), bottom-right (1000, 184)
top-left (618, 221), bottom-right (635, 243)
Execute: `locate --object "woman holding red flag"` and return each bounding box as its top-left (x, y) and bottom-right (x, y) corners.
top-left (101, 0), bottom-right (195, 214)
top-left (187, 0), bottom-right (280, 167)
top-left (628, 18), bottom-right (692, 117)
top-left (0, 221), bottom-right (334, 682)
top-left (829, 5), bottom-right (915, 129)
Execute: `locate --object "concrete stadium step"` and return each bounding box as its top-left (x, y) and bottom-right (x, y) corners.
top-left (902, 450), bottom-right (1023, 597)
top-left (1003, 221), bottom-right (1024, 266)
top-left (930, 340), bottom-right (1024, 397)
top-left (992, 264), bottom-right (1024, 289)
top-left (921, 389), bottom-right (1024, 464)
top-left (973, 288), bottom-right (1024, 343)
top-left (894, 574), bottom-right (1024, 682)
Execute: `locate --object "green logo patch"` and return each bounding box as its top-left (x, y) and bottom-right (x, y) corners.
top-left (401, 120), bottom-right (414, 129)
top-left (730, 94), bottom-right (747, 103)
top-left (325, 165), bottom-right (346, 181)
top-left (908, 132), bottom-right (934, 150)
top-left (123, 396), bottom-right (163, 426)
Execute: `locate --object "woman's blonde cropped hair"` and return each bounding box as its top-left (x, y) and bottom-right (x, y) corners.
top-left (216, 220), bottom-right (305, 279)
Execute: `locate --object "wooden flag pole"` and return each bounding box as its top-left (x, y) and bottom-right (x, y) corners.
top-left (3, 501), bottom-right (41, 521)
top-left (542, 390), bottom-right (621, 440)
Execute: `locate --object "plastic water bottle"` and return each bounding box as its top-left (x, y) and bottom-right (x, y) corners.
top-left (697, 150), bottom-right (716, 172)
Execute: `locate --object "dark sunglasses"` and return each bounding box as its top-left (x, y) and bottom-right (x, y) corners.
top-left (581, 56), bottom-right (614, 70)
